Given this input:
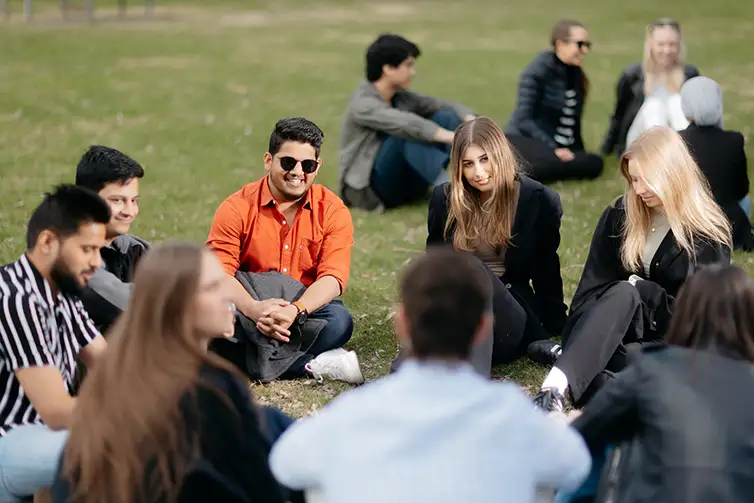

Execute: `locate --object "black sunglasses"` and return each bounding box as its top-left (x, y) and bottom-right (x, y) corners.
top-left (279, 156), bottom-right (319, 174)
top-left (570, 40), bottom-right (592, 50)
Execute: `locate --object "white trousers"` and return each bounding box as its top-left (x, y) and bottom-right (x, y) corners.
top-left (626, 93), bottom-right (689, 150)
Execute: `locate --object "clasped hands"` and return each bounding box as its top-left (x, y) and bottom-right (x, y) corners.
top-left (249, 298), bottom-right (298, 343)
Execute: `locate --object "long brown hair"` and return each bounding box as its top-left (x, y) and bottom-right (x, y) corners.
top-left (550, 19), bottom-right (590, 100)
top-left (445, 117), bottom-right (520, 252)
top-left (63, 243), bottom-right (241, 503)
top-left (666, 264), bottom-right (754, 363)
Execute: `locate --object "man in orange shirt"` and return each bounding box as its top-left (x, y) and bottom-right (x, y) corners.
top-left (207, 117), bottom-right (363, 384)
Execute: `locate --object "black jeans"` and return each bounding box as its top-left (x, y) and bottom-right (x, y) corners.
top-left (507, 135), bottom-right (604, 184)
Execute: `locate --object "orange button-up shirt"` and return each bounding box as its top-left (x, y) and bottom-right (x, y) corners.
top-left (206, 177), bottom-right (354, 291)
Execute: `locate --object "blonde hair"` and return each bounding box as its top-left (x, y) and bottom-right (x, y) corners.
top-left (619, 126), bottom-right (731, 272)
top-left (445, 117), bottom-right (520, 252)
top-left (642, 19), bottom-right (686, 96)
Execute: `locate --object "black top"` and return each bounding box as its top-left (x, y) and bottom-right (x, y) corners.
top-left (680, 124), bottom-right (753, 250)
top-left (601, 63), bottom-right (700, 157)
top-left (574, 345), bottom-right (754, 503)
top-left (52, 366), bottom-right (285, 503)
top-left (427, 175), bottom-right (567, 335)
top-left (565, 197), bottom-right (730, 340)
top-left (504, 51), bottom-right (587, 151)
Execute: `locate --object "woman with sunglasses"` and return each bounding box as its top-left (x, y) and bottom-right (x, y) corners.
top-left (601, 18), bottom-right (700, 157)
top-left (504, 19), bottom-right (604, 185)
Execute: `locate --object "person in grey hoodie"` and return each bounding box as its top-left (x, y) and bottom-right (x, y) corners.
top-left (339, 33), bottom-right (475, 212)
top-left (75, 145), bottom-right (149, 332)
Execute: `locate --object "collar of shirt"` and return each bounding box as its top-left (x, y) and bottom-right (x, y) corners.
top-left (397, 358), bottom-right (478, 380)
top-left (260, 175), bottom-right (313, 211)
top-left (19, 253), bottom-right (59, 309)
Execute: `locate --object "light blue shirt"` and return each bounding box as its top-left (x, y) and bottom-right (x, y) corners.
top-left (270, 360), bottom-right (591, 503)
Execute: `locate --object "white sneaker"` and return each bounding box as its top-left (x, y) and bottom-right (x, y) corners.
top-left (305, 348), bottom-right (365, 384)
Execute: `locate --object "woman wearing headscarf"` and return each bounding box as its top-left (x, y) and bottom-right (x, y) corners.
top-left (679, 76), bottom-right (754, 251)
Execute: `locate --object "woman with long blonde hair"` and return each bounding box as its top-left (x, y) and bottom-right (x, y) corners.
top-left (602, 18), bottom-right (700, 157)
top-left (52, 243), bottom-right (286, 503)
top-left (423, 117), bottom-right (568, 366)
top-left (533, 126), bottom-right (731, 414)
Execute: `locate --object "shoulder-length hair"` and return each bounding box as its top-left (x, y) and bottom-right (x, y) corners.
top-left (619, 126), bottom-right (731, 272)
top-left (642, 18), bottom-right (686, 95)
top-left (667, 264), bottom-right (754, 363)
top-left (63, 243), bottom-right (242, 503)
top-left (445, 117), bottom-right (520, 252)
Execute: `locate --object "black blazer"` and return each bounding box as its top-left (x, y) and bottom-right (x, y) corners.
top-left (504, 51), bottom-right (587, 151)
top-left (427, 175), bottom-right (567, 336)
top-left (680, 124), bottom-right (753, 250)
top-left (566, 197), bottom-right (730, 340)
top-left (601, 63), bottom-right (699, 156)
top-left (573, 345), bottom-right (754, 503)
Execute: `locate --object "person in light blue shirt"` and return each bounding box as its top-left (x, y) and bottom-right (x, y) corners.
top-left (270, 247), bottom-right (591, 503)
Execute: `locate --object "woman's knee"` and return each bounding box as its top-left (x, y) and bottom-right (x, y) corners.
top-left (602, 281), bottom-right (642, 307)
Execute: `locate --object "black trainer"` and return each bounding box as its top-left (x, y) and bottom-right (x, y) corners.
top-left (527, 340), bottom-right (562, 366)
top-left (533, 387), bottom-right (565, 414)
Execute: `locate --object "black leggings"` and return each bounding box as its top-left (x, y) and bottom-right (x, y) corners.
top-left (507, 135), bottom-right (604, 184)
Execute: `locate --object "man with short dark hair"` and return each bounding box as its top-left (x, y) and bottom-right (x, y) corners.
top-left (339, 33), bottom-right (476, 212)
top-left (75, 145), bottom-right (149, 332)
top-left (270, 248), bottom-right (590, 503)
top-left (207, 117), bottom-right (363, 384)
top-left (0, 185), bottom-right (110, 501)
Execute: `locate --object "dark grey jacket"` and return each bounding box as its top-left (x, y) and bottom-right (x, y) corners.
top-left (234, 271), bottom-right (326, 382)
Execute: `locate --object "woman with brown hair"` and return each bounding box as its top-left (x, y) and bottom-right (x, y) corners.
top-left (425, 116), bottom-right (567, 366)
top-left (504, 19), bottom-right (604, 184)
top-left (51, 243), bottom-right (286, 503)
top-left (568, 264), bottom-right (754, 503)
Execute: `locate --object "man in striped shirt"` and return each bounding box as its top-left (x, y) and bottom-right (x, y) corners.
top-left (0, 185), bottom-right (110, 501)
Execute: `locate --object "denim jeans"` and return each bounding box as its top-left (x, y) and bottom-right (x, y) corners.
top-left (370, 109), bottom-right (463, 208)
top-left (0, 424), bottom-right (68, 501)
top-left (283, 300), bottom-right (354, 378)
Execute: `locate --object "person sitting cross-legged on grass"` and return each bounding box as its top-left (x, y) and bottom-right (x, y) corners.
top-left (269, 248), bottom-right (591, 503)
top-left (52, 243), bottom-right (288, 503)
top-left (339, 33), bottom-right (476, 212)
top-left (530, 126), bottom-right (732, 414)
top-left (0, 185), bottom-right (109, 502)
top-left (75, 145), bottom-right (150, 333)
top-left (393, 117), bottom-right (567, 372)
top-left (207, 117), bottom-right (363, 384)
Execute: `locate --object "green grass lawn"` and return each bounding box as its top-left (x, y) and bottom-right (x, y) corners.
top-left (2, 0), bottom-right (754, 417)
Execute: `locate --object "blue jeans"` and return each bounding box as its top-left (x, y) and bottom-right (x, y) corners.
top-left (283, 300), bottom-right (354, 377)
top-left (0, 424), bottom-right (68, 501)
top-left (371, 109), bottom-right (463, 208)
top-left (739, 195), bottom-right (751, 219)
top-left (554, 447), bottom-right (610, 503)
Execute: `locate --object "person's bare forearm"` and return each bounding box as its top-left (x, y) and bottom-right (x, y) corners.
top-left (296, 276), bottom-right (341, 313)
top-left (433, 127), bottom-right (456, 145)
top-left (225, 274), bottom-right (257, 318)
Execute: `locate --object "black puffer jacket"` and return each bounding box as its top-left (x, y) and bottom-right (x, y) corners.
top-left (505, 51), bottom-right (587, 151)
top-left (601, 63), bottom-right (699, 157)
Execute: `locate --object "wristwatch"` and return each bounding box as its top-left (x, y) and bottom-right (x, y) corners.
top-left (293, 301), bottom-right (308, 324)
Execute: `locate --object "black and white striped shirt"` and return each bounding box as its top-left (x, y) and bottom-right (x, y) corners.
top-left (0, 254), bottom-right (99, 436)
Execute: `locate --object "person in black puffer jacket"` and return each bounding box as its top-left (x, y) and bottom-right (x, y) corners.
top-left (505, 19), bottom-right (604, 185)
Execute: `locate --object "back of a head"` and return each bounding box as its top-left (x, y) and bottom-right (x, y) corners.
top-left (75, 145), bottom-right (145, 193)
top-left (400, 247), bottom-right (492, 361)
top-left (667, 264), bottom-right (754, 362)
top-left (365, 33), bottom-right (420, 82)
top-left (26, 184), bottom-right (111, 250)
top-left (680, 76), bottom-right (724, 128)
top-left (64, 243), bottom-right (236, 503)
